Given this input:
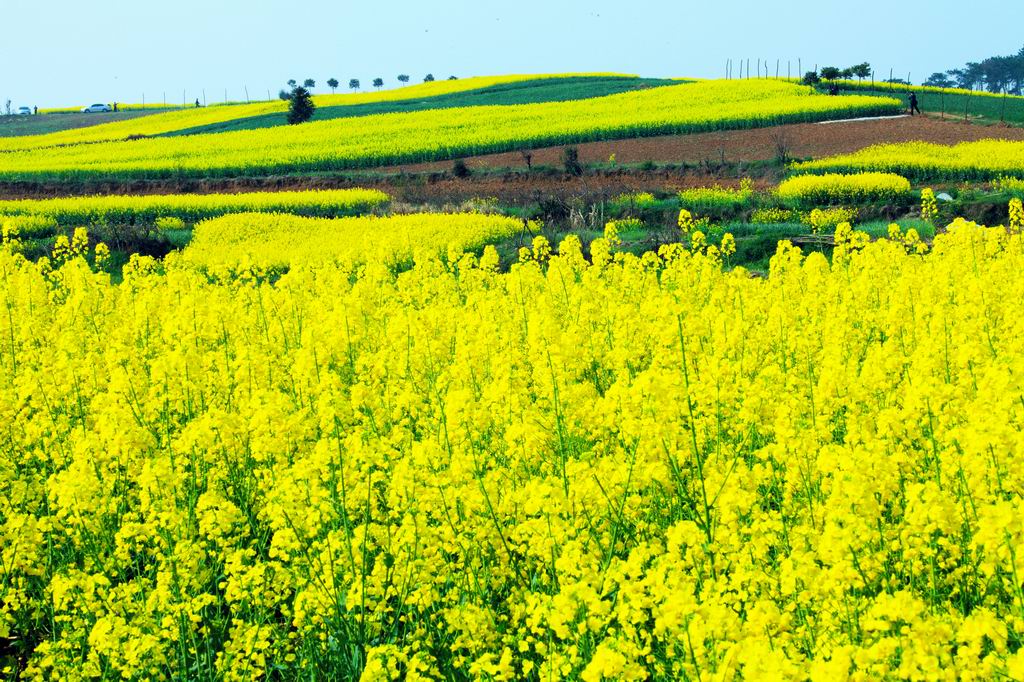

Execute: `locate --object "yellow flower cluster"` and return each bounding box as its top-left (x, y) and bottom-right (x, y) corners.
top-left (678, 178), bottom-right (754, 210)
top-left (1011, 198), bottom-right (1024, 230)
top-left (886, 222), bottom-right (929, 254)
top-left (0, 189), bottom-right (390, 226)
top-left (0, 81), bottom-right (901, 181)
top-left (777, 172), bottom-right (912, 205)
top-left (795, 140), bottom-right (1024, 181)
top-left (805, 206), bottom-right (859, 233)
top-left (921, 188), bottom-right (939, 223)
top-left (750, 207), bottom-right (796, 224)
top-left (181, 212), bottom-right (525, 277)
top-left (4, 210), bottom-right (1024, 679)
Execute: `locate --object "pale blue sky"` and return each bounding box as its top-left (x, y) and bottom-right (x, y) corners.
top-left (2, 0), bottom-right (1021, 108)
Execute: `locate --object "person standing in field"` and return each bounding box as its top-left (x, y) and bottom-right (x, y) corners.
top-left (909, 92), bottom-right (921, 116)
top-left (195, 98), bottom-right (201, 108)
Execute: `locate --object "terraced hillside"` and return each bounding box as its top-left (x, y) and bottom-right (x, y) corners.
top-left (0, 80), bottom-right (900, 182)
top-left (0, 74), bottom-right (638, 151)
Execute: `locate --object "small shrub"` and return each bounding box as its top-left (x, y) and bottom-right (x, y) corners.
top-left (452, 159), bottom-right (471, 179)
top-left (286, 86), bottom-right (316, 125)
top-left (956, 182), bottom-right (981, 202)
top-left (802, 71), bottom-right (822, 86)
top-left (563, 147), bottom-right (583, 177)
top-left (771, 129), bottom-right (792, 165)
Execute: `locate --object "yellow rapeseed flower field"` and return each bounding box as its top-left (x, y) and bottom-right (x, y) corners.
top-left (795, 139), bottom-right (1024, 180)
top-left (0, 188), bottom-right (390, 226)
top-left (9, 75), bottom-right (632, 153)
top-left (0, 81), bottom-right (901, 181)
top-left (776, 172), bottom-right (912, 205)
top-left (2, 212), bottom-right (1024, 680)
top-left (181, 212), bottom-right (528, 275)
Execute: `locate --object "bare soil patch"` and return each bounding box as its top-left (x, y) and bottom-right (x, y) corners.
top-left (0, 170), bottom-right (769, 206)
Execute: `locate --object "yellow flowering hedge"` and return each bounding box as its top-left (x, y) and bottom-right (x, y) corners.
top-left (2, 215), bottom-right (1024, 679)
top-left (0, 189), bottom-right (390, 226)
top-left (777, 172), bottom-right (912, 206)
top-left (0, 81), bottom-right (901, 181)
top-left (182, 211), bottom-right (526, 277)
top-left (678, 179), bottom-right (754, 211)
top-left (794, 140), bottom-right (1024, 181)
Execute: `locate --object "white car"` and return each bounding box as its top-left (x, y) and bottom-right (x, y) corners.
top-left (16, 107), bottom-right (32, 115)
top-left (81, 103), bottom-right (112, 113)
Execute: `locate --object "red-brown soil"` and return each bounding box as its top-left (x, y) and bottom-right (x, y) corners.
top-left (0, 170), bottom-right (763, 206)
top-left (383, 115), bottom-right (1024, 172)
